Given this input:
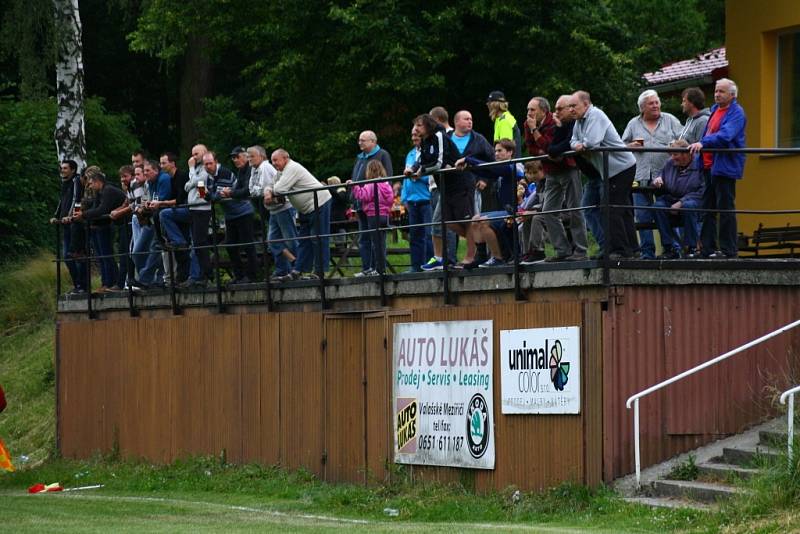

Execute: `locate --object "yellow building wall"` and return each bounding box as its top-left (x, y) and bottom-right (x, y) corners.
top-left (726, 0), bottom-right (800, 239)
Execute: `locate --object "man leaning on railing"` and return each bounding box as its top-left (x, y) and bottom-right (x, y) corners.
top-left (272, 149), bottom-right (332, 280)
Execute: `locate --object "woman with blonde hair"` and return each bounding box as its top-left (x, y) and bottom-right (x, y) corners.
top-left (486, 90), bottom-right (522, 156)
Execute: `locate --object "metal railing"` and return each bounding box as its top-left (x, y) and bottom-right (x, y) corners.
top-left (780, 384), bottom-right (800, 463)
top-left (53, 145), bottom-right (800, 318)
top-left (626, 318), bottom-right (800, 487)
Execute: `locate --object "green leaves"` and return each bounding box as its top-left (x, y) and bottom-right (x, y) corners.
top-left (127, 0), bottom-right (723, 179)
top-left (0, 97), bottom-right (137, 262)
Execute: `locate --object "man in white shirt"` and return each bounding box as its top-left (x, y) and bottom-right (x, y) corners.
top-left (272, 149), bottom-right (332, 279)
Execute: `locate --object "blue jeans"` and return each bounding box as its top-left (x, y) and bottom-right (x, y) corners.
top-left (132, 224), bottom-right (163, 284)
top-left (90, 225), bottom-right (118, 288)
top-left (160, 207), bottom-right (191, 245)
top-left (654, 197), bottom-right (701, 251)
top-left (581, 178), bottom-right (605, 251)
top-left (161, 207), bottom-right (201, 280)
top-left (296, 200), bottom-right (331, 274)
top-left (633, 190), bottom-right (655, 258)
top-left (406, 200), bottom-right (432, 271)
top-left (356, 211), bottom-right (373, 271)
top-left (62, 228), bottom-right (86, 290)
top-left (268, 208), bottom-right (298, 276)
top-left (700, 173), bottom-right (738, 256)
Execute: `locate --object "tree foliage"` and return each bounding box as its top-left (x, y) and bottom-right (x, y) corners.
top-left (0, 97), bottom-right (138, 261)
top-left (129, 0), bottom-right (723, 177)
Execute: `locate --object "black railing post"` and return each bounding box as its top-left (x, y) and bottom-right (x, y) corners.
top-left (210, 202), bottom-right (225, 313)
top-left (261, 217), bottom-right (273, 312)
top-left (55, 223), bottom-right (62, 301)
top-left (312, 192), bottom-right (328, 310)
top-left (439, 172), bottom-right (451, 306)
top-left (166, 243), bottom-right (181, 315)
top-left (512, 212), bottom-right (524, 302)
top-left (602, 150), bottom-right (611, 286)
top-left (373, 179), bottom-right (387, 307)
top-left (85, 222), bottom-right (95, 319)
top-left (126, 219), bottom-right (138, 317)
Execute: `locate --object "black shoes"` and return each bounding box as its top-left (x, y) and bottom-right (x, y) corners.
top-left (657, 249), bottom-right (682, 260)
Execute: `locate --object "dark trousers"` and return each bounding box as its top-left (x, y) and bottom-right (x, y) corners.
top-left (366, 215), bottom-right (389, 273)
top-left (190, 210), bottom-right (212, 281)
top-left (406, 200), bottom-right (432, 271)
top-left (62, 226), bottom-right (87, 290)
top-left (700, 171), bottom-right (738, 256)
top-left (225, 214), bottom-right (258, 280)
top-left (608, 165), bottom-right (637, 256)
top-left (90, 225), bottom-right (119, 288)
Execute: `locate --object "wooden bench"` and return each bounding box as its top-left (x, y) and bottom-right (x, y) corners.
top-left (738, 223), bottom-right (800, 257)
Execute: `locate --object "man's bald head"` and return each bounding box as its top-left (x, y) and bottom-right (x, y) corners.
top-left (357, 130), bottom-right (378, 153)
top-left (271, 148), bottom-right (290, 171)
top-left (453, 110), bottom-right (473, 135)
top-left (192, 144), bottom-right (207, 158)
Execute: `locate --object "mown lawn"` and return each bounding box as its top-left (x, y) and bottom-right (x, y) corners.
top-left (2, 252), bottom-right (800, 533)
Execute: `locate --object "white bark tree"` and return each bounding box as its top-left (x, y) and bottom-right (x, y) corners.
top-left (53, 0), bottom-right (86, 171)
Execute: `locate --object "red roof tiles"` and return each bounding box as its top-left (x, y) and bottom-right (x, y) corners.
top-left (644, 47), bottom-right (727, 85)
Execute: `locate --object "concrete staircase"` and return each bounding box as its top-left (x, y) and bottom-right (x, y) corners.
top-left (615, 419), bottom-right (787, 511)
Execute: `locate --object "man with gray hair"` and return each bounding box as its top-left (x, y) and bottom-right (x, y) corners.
top-left (351, 130), bottom-right (393, 274)
top-left (689, 78), bottom-right (747, 258)
top-left (249, 145), bottom-right (297, 282)
top-left (571, 90), bottom-right (638, 259)
top-left (621, 89), bottom-right (682, 259)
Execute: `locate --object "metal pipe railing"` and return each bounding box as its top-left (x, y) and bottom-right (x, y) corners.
top-left (626, 318), bottom-right (800, 487)
top-left (52, 145), bottom-right (800, 316)
top-left (780, 384), bottom-right (800, 463)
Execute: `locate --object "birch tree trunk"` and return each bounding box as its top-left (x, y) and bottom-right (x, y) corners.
top-left (53, 0), bottom-right (86, 171)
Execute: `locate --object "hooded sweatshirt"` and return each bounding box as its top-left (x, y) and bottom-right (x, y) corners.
top-left (679, 108), bottom-right (711, 145)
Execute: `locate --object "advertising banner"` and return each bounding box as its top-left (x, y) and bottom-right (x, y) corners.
top-left (499, 326), bottom-right (581, 414)
top-left (393, 320), bottom-right (495, 469)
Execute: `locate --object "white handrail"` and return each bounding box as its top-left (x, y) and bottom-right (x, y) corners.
top-left (780, 384), bottom-right (800, 463)
top-left (625, 318), bottom-right (800, 487)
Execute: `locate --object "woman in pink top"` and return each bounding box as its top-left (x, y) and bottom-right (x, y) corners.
top-left (348, 160), bottom-right (395, 275)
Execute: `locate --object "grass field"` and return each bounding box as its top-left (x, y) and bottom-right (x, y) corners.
top-left (0, 456), bottom-right (706, 533)
top-left (2, 252), bottom-right (800, 533)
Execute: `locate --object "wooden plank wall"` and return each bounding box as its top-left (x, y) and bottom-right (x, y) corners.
top-left (57, 300), bottom-right (602, 490)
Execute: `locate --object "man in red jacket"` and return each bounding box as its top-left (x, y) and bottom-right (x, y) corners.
top-left (524, 96), bottom-right (588, 261)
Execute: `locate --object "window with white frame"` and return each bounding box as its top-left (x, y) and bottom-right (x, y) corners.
top-left (777, 31), bottom-right (800, 147)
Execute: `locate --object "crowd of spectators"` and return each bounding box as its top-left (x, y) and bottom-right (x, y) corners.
top-left (51, 79), bottom-right (747, 294)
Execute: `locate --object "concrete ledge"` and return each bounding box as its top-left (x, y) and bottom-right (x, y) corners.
top-left (57, 260), bottom-right (800, 315)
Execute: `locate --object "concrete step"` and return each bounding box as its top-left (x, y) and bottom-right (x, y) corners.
top-left (697, 462), bottom-right (761, 481)
top-left (651, 479), bottom-right (745, 504)
top-left (758, 429), bottom-right (788, 447)
top-left (623, 495), bottom-right (715, 512)
top-left (722, 445), bottom-right (781, 467)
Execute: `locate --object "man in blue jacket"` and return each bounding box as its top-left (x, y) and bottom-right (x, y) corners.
top-left (689, 78), bottom-right (747, 258)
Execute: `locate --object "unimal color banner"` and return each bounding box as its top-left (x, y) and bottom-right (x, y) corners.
top-left (393, 320), bottom-right (495, 469)
top-left (499, 326), bottom-right (581, 414)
